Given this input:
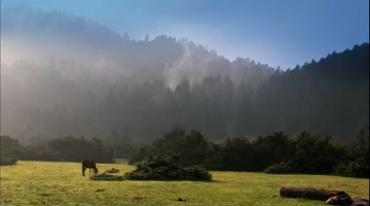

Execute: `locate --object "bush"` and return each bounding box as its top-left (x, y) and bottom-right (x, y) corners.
top-left (125, 156), bottom-right (212, 181)
top-left (128, 128), bottom-right (211, 167)
top-left (334, 159), bottom-right (369, 178)
top-left (106, 168), bottom-right (120, 173)
top-left (263, 161), bottom-right (293, 174)
top-left (90, 173), bottom-right (125, 181)
top-left (0, 157), bottom-right (18, 166)
top-left (183, 165), bottom-right (212, 181)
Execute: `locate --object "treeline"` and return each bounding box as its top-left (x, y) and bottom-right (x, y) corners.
top-left (129, 125), bottom-right (369, 178)
top-left (1, 125), bottom-right (368, 178)
top-left (0, 135), bottom-right (113, 164)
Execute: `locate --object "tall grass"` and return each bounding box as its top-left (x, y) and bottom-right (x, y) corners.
top-left (1, 161), bottom-right (368, 205)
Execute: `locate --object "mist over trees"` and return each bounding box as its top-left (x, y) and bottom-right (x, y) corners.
top-left (1, 7), bottom-right (369, 145)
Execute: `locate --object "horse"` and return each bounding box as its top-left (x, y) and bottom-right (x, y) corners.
top-left (82, 159), bottom-right (98, 176)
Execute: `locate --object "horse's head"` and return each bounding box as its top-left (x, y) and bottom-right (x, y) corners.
top-left (94, 167), bottom-right (98, 174)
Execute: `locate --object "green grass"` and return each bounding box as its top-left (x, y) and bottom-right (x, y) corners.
top-left (1, 161), bottom-right (368, 205)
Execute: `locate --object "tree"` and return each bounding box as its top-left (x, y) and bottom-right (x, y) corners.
top-left (206, 137), bottom-right (255, 171)
top-left (0, 135), bottom-right (22, 165)
top-left (252, 132), bottom-right (294, 171)
top-left (145, 34), bottom-right (149, 42)
top-left (334, 124), bottom-right (369, 177)
top-left (128, 127), bottom-right (212, 167)
top-left (181, 130), bottom-right (210, 166)
top-left (290, 131), bottom-right (345, 174)
top-left (48, 135), bottom-right (113, 162)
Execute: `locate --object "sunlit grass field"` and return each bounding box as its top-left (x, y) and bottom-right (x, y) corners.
top-left (1, 161), bottom-right (368, 205)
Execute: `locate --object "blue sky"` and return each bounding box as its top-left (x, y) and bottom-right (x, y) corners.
top-left (1, 0), bottom-right (369, 69)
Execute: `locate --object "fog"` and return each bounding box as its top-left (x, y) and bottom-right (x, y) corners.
top-left (1, 7), bottom-right (275, 140)
top-left (1, 6), bottom-right (274, 84)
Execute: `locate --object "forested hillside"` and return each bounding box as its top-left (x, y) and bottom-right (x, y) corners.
top-left (1, 7), bottom-right (368, 143)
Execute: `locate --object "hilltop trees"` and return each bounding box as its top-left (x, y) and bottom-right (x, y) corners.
top-left (2, 43), bottom-right (368, 144)
top-left (1, 7), bottom-right (368, 145)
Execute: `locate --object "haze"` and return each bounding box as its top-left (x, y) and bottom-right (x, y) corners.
top-left (2, 0), bottom-right (369, 69)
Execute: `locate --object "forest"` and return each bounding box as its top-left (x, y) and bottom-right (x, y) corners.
top-left (0, 7), bottom-right (369, 177)
top-left (1, 42), bottom-right (368, 144)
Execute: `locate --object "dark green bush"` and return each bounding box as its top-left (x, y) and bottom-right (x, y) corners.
top-left (183, 165), bottom-right (212, 181)
top-left (0, 157), bottom-right (18, 166)
top-left (90, 173), bottom-right (125, 181)
top-left (263, 161), bottom-right (293, 174)
top-left (334, 159), bottom-right (369, 178)
top-left (125, 156), bottom-right (212, 181)
top-left (106, 168), bottom-right (120, 173)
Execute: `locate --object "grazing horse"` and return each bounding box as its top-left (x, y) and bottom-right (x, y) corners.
top-left (82, 159), bottom-right (98, 176)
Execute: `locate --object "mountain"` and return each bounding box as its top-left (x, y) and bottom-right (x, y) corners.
top-left (1, 6), bottom-right (274, 87)
top-left (1, 6), bottom-right (368, 143)
top-left (249, 43), bottom-right (369, 139)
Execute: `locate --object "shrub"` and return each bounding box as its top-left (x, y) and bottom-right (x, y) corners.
top-left (125, 156), bottom-right (212, 181)
top-left (90, 173), bottom-right (125, 181)
top-left (106, 168), bottom-right (120, 173)
top-left (0, 157), bottom-right (18, 166)
top-left (263, 161), bottom-right (293, 174)
top-left (128, 128), bottom-right (211, 167)
top-left (334, 160), bottom-right (369, 178)
top-left (183, 165), bottom-right (212, 181)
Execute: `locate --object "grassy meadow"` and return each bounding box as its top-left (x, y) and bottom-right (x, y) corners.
top-left (0, 161), bottom-right (368, 205)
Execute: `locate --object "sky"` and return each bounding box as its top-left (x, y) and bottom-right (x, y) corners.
top-left (1, 0), bottom-right (369, 69)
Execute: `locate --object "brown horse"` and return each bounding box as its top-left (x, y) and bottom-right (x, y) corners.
top-left (82, 159), bottom-right (98, 176)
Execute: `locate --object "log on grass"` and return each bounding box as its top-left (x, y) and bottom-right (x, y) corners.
top-left (279, 186), bottom-right (350, 201)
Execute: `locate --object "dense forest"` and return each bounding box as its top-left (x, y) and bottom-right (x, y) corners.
top-left (1, 7), bottom-right (369, 146)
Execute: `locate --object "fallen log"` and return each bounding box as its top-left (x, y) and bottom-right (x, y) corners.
top-left (279, 186), bottom-right (350, 201)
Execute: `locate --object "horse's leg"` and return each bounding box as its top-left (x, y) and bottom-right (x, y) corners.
top-left (82, 160), bottom-right (86, 176)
